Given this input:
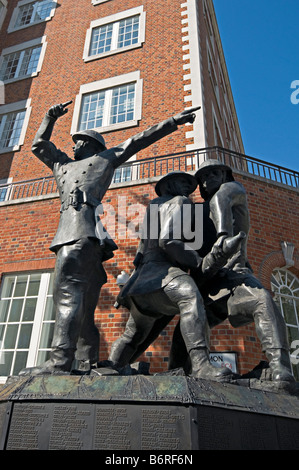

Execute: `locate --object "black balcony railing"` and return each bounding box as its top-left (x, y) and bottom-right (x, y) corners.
top-left (0, 147), bottom-right (298, 203)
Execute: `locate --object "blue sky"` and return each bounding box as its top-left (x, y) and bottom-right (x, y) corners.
top-left (213, 0), bottom-right (299, 172)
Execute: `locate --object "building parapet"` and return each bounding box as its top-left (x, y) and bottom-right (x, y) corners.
top-left (0, 147), bottom-right (298, 205)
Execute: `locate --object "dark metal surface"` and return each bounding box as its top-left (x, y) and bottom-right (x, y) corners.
top-left (196, 405), bottom-right (299, 450)
top-left (4, 402), bottom-right (193, 450)
top-left (1, 375), bottom-right (298, 419)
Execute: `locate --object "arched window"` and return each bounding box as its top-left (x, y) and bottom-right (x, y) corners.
top-left (271, 268), bottom-right (299, 380)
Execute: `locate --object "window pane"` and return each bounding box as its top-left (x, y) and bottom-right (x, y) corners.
top-left (288, 326), bottom-right (299, 343)
top-left (27, 274), bottom-right (41, 296)
top-left (0, 271), bottom-right (54, 376)
top-left (272, 269), bottom-right (299, 380)
top-left (281, 298), bottom-right (297, 325)
top-left (35, 1), bottom-right (54, 21)
top-left (79, 92), bottom-right (105, 130)
top-left (44, 297), bottom-right (55, 321)
top-left (0, 324), bottom-right (5, 343)
top-left (23, 298), bottom-right (37, 321)
top-left (8, 299), bottom-right (23, 322)
top-left (0, 51), bottom-right (21, 80)
top-left (0, 300), bottom-right (10, 322)
top-left (113, 166), bottom-right (132, 184)
top-left (48, 275), bottom-right (54, 296)
top-left (90, 23), bottom-right (113, 55)
top-left (39, 322), bottom-right (54, 349)
top-left (110, 84), bottom-right (135, 125)
top-left (15, 3), bottom-right (34, 27)
top-left (12, 351), bottom-right (28, 376)
top-left (1, 277), bottom-right (15, 298)
top-left (14, 275), bottom-right (28, 297)
top-left (0, 186), bottom-right (8, 202)
top-left (4, 324), bottom-right (18, 349)
top-left (117, 16), bottom-right (139, 49)
top-left (36, 349), bottom-right (50, 365)
top-left (17, 323), bottom-right (33, 349)
top-left (0, 352), bottom-right (13, 376)
top-left (15, 1), bottom-right (54, 27)
top-left (0, 110), bottom-right (26, 149)
top-left (19, 46), bottom-right (42, 77)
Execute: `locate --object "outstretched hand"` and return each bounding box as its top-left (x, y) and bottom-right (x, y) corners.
top-left (173, 106), bottom-right (201, 125)
top-left (47, 101), bottom-right (73, 119)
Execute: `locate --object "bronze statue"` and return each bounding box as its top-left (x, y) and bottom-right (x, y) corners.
top-left (170, 159), bottom-right (295, 384)
top-left (109, 171), bottom-right (243, 381)
top-left (19, 102), bottom-right (200, 375)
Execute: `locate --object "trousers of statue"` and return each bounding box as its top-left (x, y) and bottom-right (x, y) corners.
top-left (109, 274), bottom-right (209, 367)
top-left (227, 283), bottom-right (289, 352)
top-left (51, 237), bottom-right (106, 365)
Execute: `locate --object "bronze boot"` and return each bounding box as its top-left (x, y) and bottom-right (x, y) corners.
top-left (189, 348), bottom-right (234, 382)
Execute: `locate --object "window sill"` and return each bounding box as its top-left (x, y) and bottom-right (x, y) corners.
top-left (7, 17), bottom-right (53, 34)
top-left (0, 144), bottom-right (22, 155)
top-left (83, 43), bottom-right (143, 62)
top-left (76, 119), bottom-right (139, 136)
top-left (0, 72), bottom-right (39, 85)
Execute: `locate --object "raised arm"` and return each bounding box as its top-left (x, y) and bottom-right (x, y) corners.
top-left (32, 101), bottom-right (72, 169)
top-left (111, 107), bottom-right (201, 168)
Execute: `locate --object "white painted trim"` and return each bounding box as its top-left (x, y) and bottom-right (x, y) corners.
top-left (180, 0), bottom-right (207, 152)
top-left (26, 273), bottom-right (51, 367)
top-left (83, 6), bottom-right (146, 62)
top-left (71, 71), bottom-right (143, 135)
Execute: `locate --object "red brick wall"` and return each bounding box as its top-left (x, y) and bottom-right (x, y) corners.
top-left (1, 0), bottom-right (192, 183)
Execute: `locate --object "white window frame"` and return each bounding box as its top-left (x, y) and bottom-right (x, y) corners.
top-left (112, 155), bottom-right (138, 184)
top-left (0, 0), bottom-right (8, 31)
top-left (0, 99), bottom-right (32, 154)
top-left (83, 7), bottom-right (146, 62)
top-left (7, 0), bottom-right (57, 33)
top-left (0, 271), bottom-right (54, 382)
top-left (0, 36), bottom-right (47, 84)
top-left (271, 268), bottom-right (299, 380)
top-left (71, 71), bottom-right (143, 135)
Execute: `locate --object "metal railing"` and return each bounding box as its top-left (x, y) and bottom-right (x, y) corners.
top-left (0, 146), bottom-right (298, 203)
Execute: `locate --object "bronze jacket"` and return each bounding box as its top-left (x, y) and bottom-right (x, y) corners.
top-left (119, 193), bottom-right (202, 297)
top-left (32, 114), bottom-right (178, 252)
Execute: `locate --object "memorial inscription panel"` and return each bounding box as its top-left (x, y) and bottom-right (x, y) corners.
top-left (5, 402), bottom-right (192, 450)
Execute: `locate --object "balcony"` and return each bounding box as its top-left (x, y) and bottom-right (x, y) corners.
top-left (0, 146), bottom-right (298, 204)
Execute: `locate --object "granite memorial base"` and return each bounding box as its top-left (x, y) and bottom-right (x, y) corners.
top-left (0, 374), bottom-right (298, 450)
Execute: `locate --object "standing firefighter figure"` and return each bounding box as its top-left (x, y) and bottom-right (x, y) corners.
top-left (19, 102), bottom-right (200, 375)
top-left (171, 159), bottom-right (295, 385)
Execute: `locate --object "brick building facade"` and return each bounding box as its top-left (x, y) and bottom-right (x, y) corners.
top-left (0, 0), bottom-right (298, 381)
